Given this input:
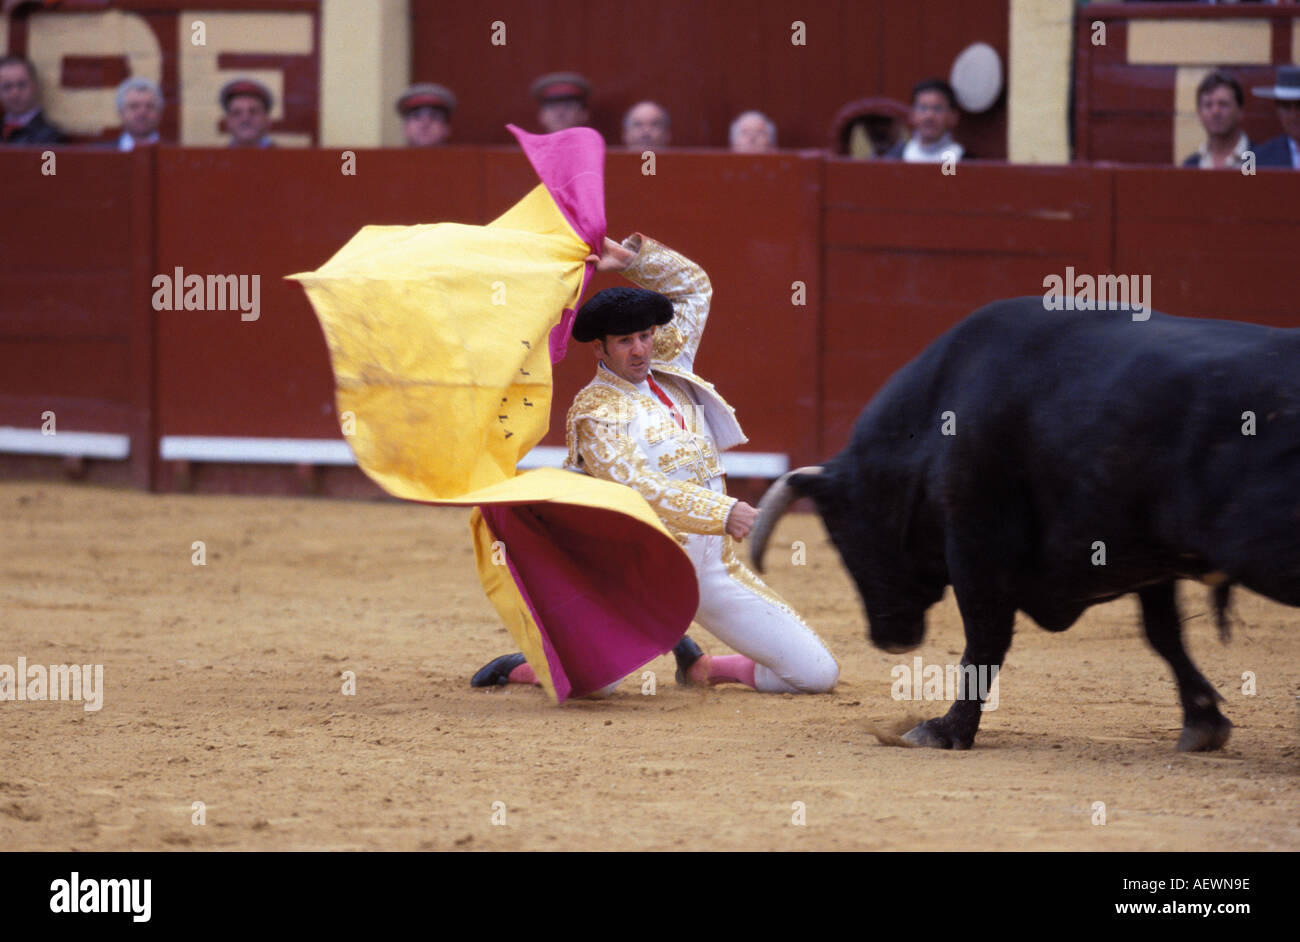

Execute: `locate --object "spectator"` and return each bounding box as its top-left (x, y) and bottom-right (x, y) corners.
top-left (884, 79), bottom-right (963, 162)
top-left (1183, 71), bottom-right (1248, 169)
top-left (0, 54), bottom-right (65, 145)
top-left (115, 76), bottom-right (162, 151)
top-left (729, 110), bottom-right (777, 153)
top-left (1251, 65), bottom-right (1300, 170)
top-left (622, 101), bottom-right (670, 149)
top-left (531, 72), bottom-right (591, 133)
top-left (396, 82), bottom-right (456, 147)
top-left (219, 78), bottom-right (274, 148)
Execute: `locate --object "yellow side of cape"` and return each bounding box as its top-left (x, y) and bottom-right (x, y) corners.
top-left (290, 181), bottom-right (698, 704)
top-left (289, 184), bottom-right (589, 502)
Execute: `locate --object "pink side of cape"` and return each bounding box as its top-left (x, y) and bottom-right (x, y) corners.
top-left (507, 124), bottom-right (606, 364)
top-left (478, 501), bottom-right (696, 701)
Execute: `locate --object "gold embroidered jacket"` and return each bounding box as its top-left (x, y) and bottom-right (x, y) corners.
top-left (564, 235), bottom-right (749, 539)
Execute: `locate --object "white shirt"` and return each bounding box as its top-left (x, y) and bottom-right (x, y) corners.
top-left (902, 133), bottom-right (964, 163)
top-left (1190, 132), bottom-right (1250, 169)
top-left (118, 130), bottom-right (160, 152)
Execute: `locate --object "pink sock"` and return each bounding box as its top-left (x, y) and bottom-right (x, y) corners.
top-left (508, 662), bottom-right (538, 685)
top-left (705, 654), bottom-right (757, 688)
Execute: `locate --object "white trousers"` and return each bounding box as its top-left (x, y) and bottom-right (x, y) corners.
top-left (593, 533), bottom-right (838, 696)
top-left (683, 533), bottom-right (839, 693)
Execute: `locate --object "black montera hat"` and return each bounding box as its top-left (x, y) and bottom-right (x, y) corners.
top-left (572, 287), bottom-right (673, 343)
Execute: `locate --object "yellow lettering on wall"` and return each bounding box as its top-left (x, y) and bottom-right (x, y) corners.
top-left (1127, 20), bottom-right (1271, 66)
top-left (28, 11), bottom-right (162, 135)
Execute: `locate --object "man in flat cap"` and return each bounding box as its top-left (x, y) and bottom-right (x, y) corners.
top-left (471, 235), bottom-right (839, 696)
top-left (220, 77), bottom-right (274, 148)
top-left (0, 54), bottom-right (65, 145)
top-left (397, 82), bottom-right (455, 147)
top-left (531, 71), bottom-right (591, 133)
top-left (1251, 65), bottom-right (1300, 170)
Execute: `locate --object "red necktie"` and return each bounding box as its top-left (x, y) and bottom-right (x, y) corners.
top-left (646, 375), bottom-right (686, 430)
top-left (2, 121), bottom-right (22, 141)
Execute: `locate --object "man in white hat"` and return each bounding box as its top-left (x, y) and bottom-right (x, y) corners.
top-left (1251, 65), bottom-right (1300, 169)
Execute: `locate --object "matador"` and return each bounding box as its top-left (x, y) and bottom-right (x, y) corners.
top-left (471, 234), bottom-right (838, 695)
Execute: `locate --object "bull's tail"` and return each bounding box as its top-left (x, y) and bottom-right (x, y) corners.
top-left (1211, 582), bottom-right (1233, 643)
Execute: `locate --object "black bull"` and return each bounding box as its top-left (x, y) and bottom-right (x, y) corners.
top-left (752, 297), bottom-right (1299, 751)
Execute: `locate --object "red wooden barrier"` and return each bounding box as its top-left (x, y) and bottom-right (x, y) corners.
top-left (2, 148), bottom-right (1297, 496)
top-left (0, 147), bottom-right (154, 487)
top-left (1112, 166), bottom-right (1298, 326)
top-left (819, 159), bottom-right (1113, 453)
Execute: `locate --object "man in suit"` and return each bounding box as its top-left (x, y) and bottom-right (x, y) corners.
top-left (0, 54), bottom-right (65, 145)
top-left (115, 77), bottom-right (162, 151)
top-left (1251, 65), bottom-right (1300, 170)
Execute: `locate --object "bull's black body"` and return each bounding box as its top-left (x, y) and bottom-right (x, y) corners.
top-left (782, 297), bottom-right (1299, 750)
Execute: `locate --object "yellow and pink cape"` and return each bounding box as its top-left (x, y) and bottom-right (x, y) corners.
top-left (289, 126), bottom-right (697, 701)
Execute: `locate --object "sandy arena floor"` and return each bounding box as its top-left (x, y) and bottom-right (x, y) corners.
top-left (1, 481), bottom-right (1296, 851)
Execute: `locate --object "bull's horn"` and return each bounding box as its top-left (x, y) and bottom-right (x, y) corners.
top-left (750, 466), bottom-right (823, 573)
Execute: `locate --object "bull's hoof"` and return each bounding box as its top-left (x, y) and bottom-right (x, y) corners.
top-left (901, 719), bottom-right (973, 750)
top-left (1176, 717), bottom-right (1233, 752)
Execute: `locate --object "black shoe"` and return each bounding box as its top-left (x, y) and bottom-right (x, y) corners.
top-left (672, 636), bottom-right (705, 686)
top-left (471, 652), bottom-right (527, 687)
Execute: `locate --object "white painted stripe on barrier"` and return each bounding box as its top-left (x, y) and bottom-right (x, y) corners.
top-left (721, 451), bottom-right (789, 478)
top-left (157, 436), bottom-right (790, 478)
top-left (159, 436), bottom-right (356, 465)
top-left (0, 427), bottom-right (131, 459)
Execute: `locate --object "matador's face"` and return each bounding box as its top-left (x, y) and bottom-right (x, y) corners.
top-left (594, 327), bottom-right (657, 385)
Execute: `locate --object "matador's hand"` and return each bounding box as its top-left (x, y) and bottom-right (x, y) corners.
top-left (585, 237), bottom-right (636, 272)
top-left (725, 501), bottom-right (759, 541)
